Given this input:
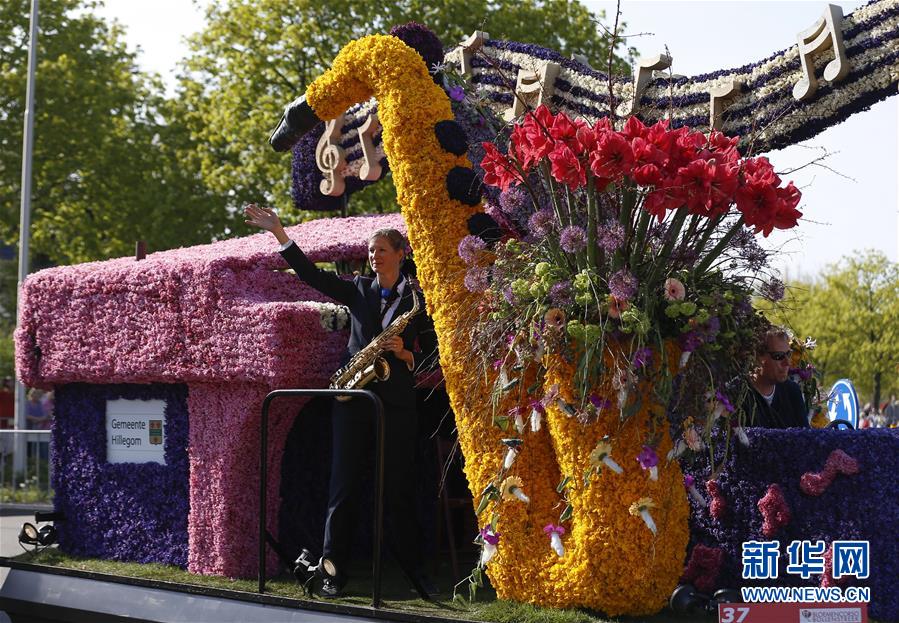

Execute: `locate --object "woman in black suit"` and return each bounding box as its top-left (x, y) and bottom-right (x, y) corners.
top-left (245, 204), bottom-right (437, 597)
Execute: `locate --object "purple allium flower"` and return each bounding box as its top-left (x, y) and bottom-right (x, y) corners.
top-left (741, 239), bottom-right (768, 272)
top-left (608, 269), bottom-right (638, 301)
top-left (760, 277), bottom-right (786, 302)
top-left (560, 225), bottom-right (588, 253)
top-left (464, 266), bottom-right (490, 292)
top-left (458, 235), bottom-right (486, 264)
top-left (730, 226), bottom-right (754, 250)
top-left (448, 85), bottom-right (465, 102)
top-left (637, 445), bottom-right (659, 469)
top-left (597, 221), bottom-right (625, 253)
top-left (499, 186), bottom-right (531, 227)
top-left (632, 346), bottom-right (653, 369)
top-left (502, 285), bottom-right (516, 305)
top-left (528, 209), bottom-right (556, 238)
top-left (549, 280), bottom-right (573, 306)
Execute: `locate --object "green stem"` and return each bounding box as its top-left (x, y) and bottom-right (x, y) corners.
top-left (692, 214), bottom-right (724, 261)
top-left (629, 205), bottom-right (652, 270)
top-left (694, 217), bottom-right (745, 276)
top-left (541, 161), bottom-right (567, 231)
top-left (645, 208), bottom-right (690, 290)
top-left (586, 174), bottom-right (597, 269)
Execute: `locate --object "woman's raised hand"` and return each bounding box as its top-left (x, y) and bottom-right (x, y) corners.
top-left (244, 203), bottom-right (282, 232)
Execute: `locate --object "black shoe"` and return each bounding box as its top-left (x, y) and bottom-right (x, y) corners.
top-left (320, 576), bottom-right (345, 599)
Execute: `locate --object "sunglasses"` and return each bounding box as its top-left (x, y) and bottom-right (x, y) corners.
top-left (767, 350), bottom-right (791, 361)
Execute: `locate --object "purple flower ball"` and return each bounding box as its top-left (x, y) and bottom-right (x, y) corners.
top-left (597, 221), bottom-right (625, 253)
top-left (560, 225), bottom-right (588, 254)
top-left (549, 281), bottom-right (573, 306)
top-left (499, 186), bottom-right (531, 227)
top-left (608, 269), bottom-right (638, 301)
top-left (528, 209), bottom-right (556, 239)
top-left (458, 235), bottom-right (486, 264)
top-left (464, 266), bottom-right (490, 292)
top-left (760, 277), bottom-right (786, 302)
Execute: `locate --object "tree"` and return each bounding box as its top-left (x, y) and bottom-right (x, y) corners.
top-left (0, 0), bottom-right (233, 266)
top-left (765, 251), bottom-right (899, 408)
top-left (172, 0), bottom-right (634, 223)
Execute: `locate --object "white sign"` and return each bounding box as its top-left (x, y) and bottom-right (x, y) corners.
top-left (106, 399), bottom-right (166, 464)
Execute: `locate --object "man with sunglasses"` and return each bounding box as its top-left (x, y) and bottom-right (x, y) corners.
top-left (745, 326), bottom-right (810, 428)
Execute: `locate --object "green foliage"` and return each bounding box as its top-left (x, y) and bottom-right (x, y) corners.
top-left (0, 0), bottom-right (233, 266)
top-left (763, 250), bottom-right (899, 407)
top-left (173, 0), bottom-right (634, 221)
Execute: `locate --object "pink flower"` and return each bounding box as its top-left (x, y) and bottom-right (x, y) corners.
top-left (684, 426), bottom-right (704, 451)
top-left (758, 483), bottom-right (791, 537)
top-left (706, 479), bottom-right (727, 521)
top-left (480, 142), bottom-right (519, 191)
top-left (589, 131), bottom-right (634, 182)
top-left (663, 277), bottom-right (686, 301)
top-left (548, 143), bottom-right (586, 190)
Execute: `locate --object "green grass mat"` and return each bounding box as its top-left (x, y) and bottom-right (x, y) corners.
top-left (6, 548), bottom-right (702, 623)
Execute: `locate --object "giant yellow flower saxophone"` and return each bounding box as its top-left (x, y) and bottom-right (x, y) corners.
top-left (269, 34), bottom-right (689, 615)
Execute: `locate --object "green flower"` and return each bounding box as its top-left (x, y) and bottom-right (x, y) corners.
top-left (664, 303), bottom-right (681, 318)
top-left (529, 282), bottom-right (546, 299)
top-left (567, 320), bottom-right (586, 341)
top-left (680, 301), bottom-right (697, 316)
top-left (505, 239), bottom-right (522, 254)
top-left (534, 262), bottom-right (551, 277)
top-left (584, 323), bottom-right (602, 343)
top-left (511, 279), bottom-right (531, 299)
top-left (573, 270), bottom-right (593, 291)
top-left (620, 308), bottom-right (650, 336)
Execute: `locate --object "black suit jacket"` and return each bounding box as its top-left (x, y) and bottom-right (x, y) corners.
top-left (280, 241), bottom-right (437, 408)
top-left (745, 380), bottom-right (809, 429)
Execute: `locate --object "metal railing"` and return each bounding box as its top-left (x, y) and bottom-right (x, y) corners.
top-left (257, 388), bottom-right (386, 607)
top-left (0, 430), bottom-right (53, 505)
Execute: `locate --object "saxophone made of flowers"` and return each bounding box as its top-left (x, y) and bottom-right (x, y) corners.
top-left (329, 290), bottom-right (420, 399)
top-left (269, 34), bottom-right (688, 616)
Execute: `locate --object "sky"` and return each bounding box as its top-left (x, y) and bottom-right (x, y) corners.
top-left (94, 0), bottom-right (898, 280)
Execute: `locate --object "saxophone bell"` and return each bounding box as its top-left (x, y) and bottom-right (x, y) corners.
top-left (333, 356), bottom-right (391, 401)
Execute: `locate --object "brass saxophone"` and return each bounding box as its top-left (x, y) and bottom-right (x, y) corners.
top-left (330, 289), bottom-right (421, 400)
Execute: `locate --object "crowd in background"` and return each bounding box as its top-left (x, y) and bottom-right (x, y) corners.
top-left (859, 395), bottom-right (899, 428)
top-left (0, 378), bottom-right (54, 430)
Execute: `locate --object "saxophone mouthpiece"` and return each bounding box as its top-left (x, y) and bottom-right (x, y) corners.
top-left (269, 94), bottom-right (321, 152)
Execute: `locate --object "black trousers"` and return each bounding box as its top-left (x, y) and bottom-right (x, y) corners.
top-left (322, 395), bottom-right (421, 576)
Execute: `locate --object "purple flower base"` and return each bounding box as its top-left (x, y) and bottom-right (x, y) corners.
top-left (682, 428), bottom-right (899, 622)
top-left (51, 383), bottom-right (189, 567)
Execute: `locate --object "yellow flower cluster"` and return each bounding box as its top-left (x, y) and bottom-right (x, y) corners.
top-left (303, 34), bottom-right (689, 615)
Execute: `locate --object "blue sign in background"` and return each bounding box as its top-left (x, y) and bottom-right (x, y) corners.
top-left (827, 379), bottom-right (859, 429)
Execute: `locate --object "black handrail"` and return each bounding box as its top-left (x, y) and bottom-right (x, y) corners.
top-left (258, 388), bottom-right (385, 608)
